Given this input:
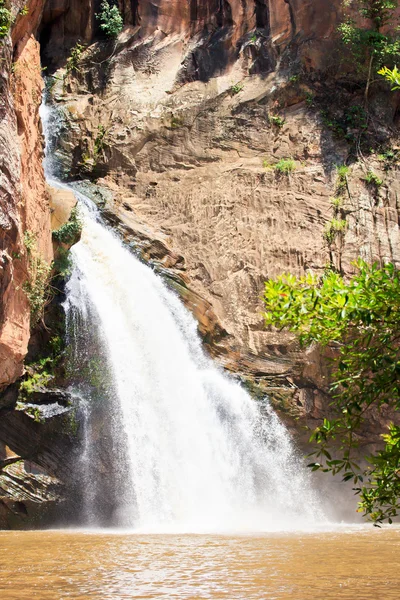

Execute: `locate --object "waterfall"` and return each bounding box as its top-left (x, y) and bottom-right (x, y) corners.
top-left (40, 100), bottom-right (325, 532)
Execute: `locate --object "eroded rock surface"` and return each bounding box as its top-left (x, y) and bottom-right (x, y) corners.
top-left (0, 0), bottom-right (51, 390)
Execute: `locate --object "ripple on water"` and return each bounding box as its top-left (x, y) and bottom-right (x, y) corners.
top-left (0, 529), bottom-right (399, 599)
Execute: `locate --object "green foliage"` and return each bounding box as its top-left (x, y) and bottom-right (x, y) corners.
top-left (19, 370), bottom-right (53, 399)
top-left (351, 0), bottom-right (398, 29)
top-left (378, 65), bottom-right (400, 90)
top-left (336, 164), bottom-right (350, 191)
top-left (81, 124), bottom-right (108, 171)
top-left (23, 230), bottom-right (36, 253)
top-left (305, 93), bottom-right (314, 107)
top-left (274, 158), bottom-right (296, 175)
top-left (170, 115), bottom-right (183, 128)
top-left (22, 231), bottom-right (52, 327)
top-left (96, 0), bottom-right (123, 38)
top-left (364, 170), bottom-right (383, 187)
top-left (0, 1), bottom-right (12, 39)
top-left (230, 82), bottom-right (244, 95)
top-left (23, 260), bottom-right (52, 327)
top-left (345, 105), bottom-right (368, 130)
top-left (66, 43), bottom-right (84, 76)
top-left (339, 22), bottom-right (400, 67)
top-left (337, 164), bottom-right (349, 179)
top-left (338, 1), bottom-right (400, 98)
top-left (18, 333), bottom-right (64, 404)
top-left (331, 197), bottom-right (343, 209)
top-left (263, 260), bottom-right (400, 524)
top-left (53, 247), bottom-right (74, 279)
top-left (321, 106), bottom-right (368, 142)
top-left (269, 115), bottom-right (285, 128)
top-left (52, 206), bottom-right (82, 245)
top-left (378, 146), bottom-right (399, 169)
top-left (68, 410), bottom-right (79, 437)
top-left (358, 423), bottom-right (400, 523)
top-left (19, 4), bottom-right (29, 16)
top-left (323, 218), bottom-right (347, 244)
top-left (19, 405), bottom-right (44, 423)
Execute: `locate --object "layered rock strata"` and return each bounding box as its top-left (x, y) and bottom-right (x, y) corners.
top-left (0, 0), bottom-right (50, 390)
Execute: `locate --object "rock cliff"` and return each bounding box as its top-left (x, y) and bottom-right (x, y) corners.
top-left (0, 0), bottom-right (51, 391)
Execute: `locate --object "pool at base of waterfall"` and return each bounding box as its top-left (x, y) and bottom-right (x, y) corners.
top-left (1, 528), bottom-right (399, 599)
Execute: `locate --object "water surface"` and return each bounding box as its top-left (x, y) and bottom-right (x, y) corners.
top-left (1, 529), bottom-right (399, 599)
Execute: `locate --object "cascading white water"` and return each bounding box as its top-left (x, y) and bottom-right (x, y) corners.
top-left (40, 100), bottom-right (326, 532)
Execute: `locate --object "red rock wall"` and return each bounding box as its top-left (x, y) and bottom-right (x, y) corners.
top-left (0, 0), bottom-right (51, 390)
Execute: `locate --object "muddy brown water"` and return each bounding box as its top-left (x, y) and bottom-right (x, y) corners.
top-left (0, 528), bottom-right (399, 599)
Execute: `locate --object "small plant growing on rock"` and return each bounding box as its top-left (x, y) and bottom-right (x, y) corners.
top-left (269, 115), bottom-right (285, 128)
top-left (230, 82), bottom-right (244, 95)
top-left (0, 1), bottom-right (11, 39)
top-left (23, 231), bottom-right (52, 327)
top-left (274, 158), bottom-right (296, 175)
top-left (337, 164), bottom-right (349, 178)
top-left (53, 206), bottom-right (82, 245)
top-left (305, 92), bottom-right (314, 107)
top-left (336, 164), bottom-right (350, 193)
top-left (80, 125), bottom-right (109, 172)
top-left (66, 42), bottom-right (84, 76)
top-left (378, 147), bottom-right (399, 170)
top-left (22, 406), bottom-right (45, 423)
top-left (53, 248), bottom-right (74, 279)
top-left (331, 197), bottom-right (343, 209)
top-left (364, 170), bottom-right (383, 188)
top-left (19, 370), bottom-right (52, 398)
top-left (24, 230), bottom-right (37, 253)
top-left (323, 218), bottom-right (347, 245)
top-left (96, 0), bottom-right (123, 38)
top-left (170, 115), bottom-right (183, 128)
top-left (378, 65), bottom-right (400, 90)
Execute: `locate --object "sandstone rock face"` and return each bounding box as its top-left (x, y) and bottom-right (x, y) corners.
top-left (49, 185), bottom-right (77, 230)
top-left (0, 1), bottom-right (51, 391)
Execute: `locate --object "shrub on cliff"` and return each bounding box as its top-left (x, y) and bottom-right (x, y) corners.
top-left (379, 65), bottom-right (400, 90)
top-left (52, 206), bottom-right (82, 245)
top-left (264, 261), bottom-right (400, 524)
top-left (338, 0), bottom-right (400, 100)
top-left (0, 1), bottom-right (12, 39)
top-left (96, 0), bottom-right (123, 38)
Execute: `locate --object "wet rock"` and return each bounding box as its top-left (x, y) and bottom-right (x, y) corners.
top-left (0, 461), bottom-right (63, 529)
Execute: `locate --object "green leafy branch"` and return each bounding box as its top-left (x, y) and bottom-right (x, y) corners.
top-left (264, 260), bottom-right (400, 524)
